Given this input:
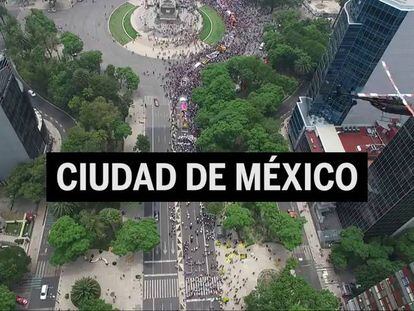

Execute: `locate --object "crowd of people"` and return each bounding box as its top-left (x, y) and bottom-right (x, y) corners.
top-left (164, 0), bottom-right (272, 303)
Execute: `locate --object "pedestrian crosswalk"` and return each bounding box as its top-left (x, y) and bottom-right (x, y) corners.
top-left (294, 245), bottom-right (313, 261)
top-left (35, 260), bottom-right (58, 278)
top-left (185, 275), bottom-right (221, 298)
top-left (143, 277), bottom-right (178, 299)
top-left (13, 276), bottom-right (42, 295)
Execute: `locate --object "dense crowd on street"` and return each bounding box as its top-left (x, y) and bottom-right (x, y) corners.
top-left (164, 0), bottom-right (271, 303)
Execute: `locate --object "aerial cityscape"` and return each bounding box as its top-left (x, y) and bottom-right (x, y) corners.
top-left (0, 0), bottom-right (413, 308)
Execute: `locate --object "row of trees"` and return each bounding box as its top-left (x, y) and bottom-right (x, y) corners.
top-left (330, 226), bottom-right (414, 290)
top-left (217, 202), bottom-right (305, 250)
top-left (0, 245), bottom-right (31, 310)
top-left (193, 56), bottom-right (296, 152)
top-left (263, 9), bottom-right (331, 77)
top-left (47, 208), bottom-right (159, 265)
top-left (1, 9), bottom-right (139, 152)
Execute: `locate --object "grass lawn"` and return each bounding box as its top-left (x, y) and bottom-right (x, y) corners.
top-left (198, 5), bottom-right (225, 45)
top-left (5, 222), bottom-right (23, 236)
top-left (109, 2), bottom-right (139, 45)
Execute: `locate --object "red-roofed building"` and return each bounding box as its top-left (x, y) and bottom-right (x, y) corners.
top-left (294, 120), bottom-right (403, 166)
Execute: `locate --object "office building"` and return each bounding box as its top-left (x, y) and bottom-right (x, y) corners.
top-left (289, 0), bottom-right (414, 147)
top-left (336, 117), bottom-right (413, 238)
top-left (0, 56), bottom-right (48, 181)
top-left (346, 262), bottom-right (414, 310)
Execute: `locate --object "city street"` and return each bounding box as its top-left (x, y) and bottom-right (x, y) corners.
top-left (13, 208), bottom-right (60, 310)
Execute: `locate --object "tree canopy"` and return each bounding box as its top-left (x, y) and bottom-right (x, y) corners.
top-left (48, 216), bottom-right (91, 265)
top-left (245, 265), bottom-right (339, 310)
top-left (223, 203), bottom-right (254, 234)
top-left (134, 134), bottom-right (151, 152)
top-left (60, 31), bottom-right (83, 56)
top-left (79, 298), bottom-right (113, 311)
top-left (263, 9), bottom-right (330, 76)
top-left (112, 219), bottom-right (160, 256)
top-left (0, 245), bottom-right (31, 287)
top-left (1, 9), bottom-right (138, 152)
top-left (194, 56), bottom-right (293, 152)
top-left (0, 284), bottom-right (15, 311)
top-left (5, 155), bottom-right (45, 203)
top-left (330, 226), bottom-right (413, 290)
top-left (71, 277), bottom-right (101, 307)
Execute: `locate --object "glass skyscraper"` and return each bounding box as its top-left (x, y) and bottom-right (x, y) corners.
top-left (0, 56), bottom-right (48, 180)
top-left (308, 0), bottom-right (408, 124)
top-left (336, 117), bottom-right (414, 238)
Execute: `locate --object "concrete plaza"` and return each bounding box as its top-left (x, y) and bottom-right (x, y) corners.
top-left (216, 242), bottom-right (290, 310)
top-left (55, 250), bottom-right (143, 310)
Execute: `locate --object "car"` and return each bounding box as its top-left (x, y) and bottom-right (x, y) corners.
top-left (40, 284), bottom-right (48, 300)
top-left (154, 98), bottom-right (159, 107)
top-left (28, 89), bottom-right (36, 97)
top-left (16, 296), bottom-right (28, 306)
top-left (259, 42), bottom-right (265, 51)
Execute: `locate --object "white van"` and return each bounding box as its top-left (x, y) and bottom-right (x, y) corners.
top-left (40, 284), bottom-right (48, 300)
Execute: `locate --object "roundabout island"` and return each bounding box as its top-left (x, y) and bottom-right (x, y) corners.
top-left (109, 0), bottom-right (225, 59)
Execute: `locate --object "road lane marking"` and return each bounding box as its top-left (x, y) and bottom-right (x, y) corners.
top-left (144, 259), bottom-right (177, 263)
top-left (144, 273), bottom-right (178, 277)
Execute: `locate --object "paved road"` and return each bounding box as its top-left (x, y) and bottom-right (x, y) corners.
top-left (13, 208), bottom-right (60, 310)
top-left (278, 202), bottom-right (321, 290)
top-left (180, 202), bottom-right (221, 310)
top-left (142, 96), bottom-right (179, 310)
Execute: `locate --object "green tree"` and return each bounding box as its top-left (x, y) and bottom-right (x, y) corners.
top-left (99, 208), bottom-right (122, 235)
top-left (77, 210), bottom-right (108, 248)
top-left (48, 216), bottom-right (91, 265)
top-left (112, 219), bottom-right (160, 256)
top-left (5, 155), bottom-right (45, 203)
top-left (223, 203), bottom-right (254, 235)
top-left (0, 284), bottom-right (15, 311)
top-left (248, 83), bottom-right (284, 115)
top-left (355, 258), bottom-right (404, 289)
top-left (79, 298), bottom-right (113, 311)
top-left (78, 50), bottom-right (102, 73)
top-left (245, 266), bottom-right (339, 310)
top-left (115, 67), bottom-right (140, 91)
top-left (395, 228), bottom-right (414, 263)
top-left (259, 202), bottom-right (304, 250)
top-left (25, 9), bottom-right (58, 59)
top-left (330, 226), bottom-right (369, 269)
top-left (78, 97), bottom-right (131, 146)
top-left (62, 126), bottom-right (107, 152)
top-left (294, 54), bottom-right (314, 75)
top-left (205, 202), bottom-right (225, 216)
top-left (48, 202), bottom-right (81, 218)
top-left (71, 277), bottom-right (101, 307)
top-left (133, 134), bottom-right (150, 152)
top-left (60, 32), bottom-right (83, 56)
top-left (0, 245), bottom-right (30, 287)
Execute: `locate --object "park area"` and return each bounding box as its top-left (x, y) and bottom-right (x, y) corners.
top-left (198, 5), bottom-right (225, 45)
top-left (109, 2), bottom-right (139, 45)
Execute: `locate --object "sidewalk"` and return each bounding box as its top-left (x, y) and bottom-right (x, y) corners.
top-left (124, 95), bottom-right (146, 152)
top-left (296, 202), bottom-right (341, 297)
top-left (27, 202), bottom-right (47, 273)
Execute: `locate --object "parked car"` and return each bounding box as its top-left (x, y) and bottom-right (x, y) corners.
top-left (28, 90), bottom-right (36, 97)
top-left (16, 296), bottom-right (28, 306)
top-left (40, 284), bottom-right (48, 300)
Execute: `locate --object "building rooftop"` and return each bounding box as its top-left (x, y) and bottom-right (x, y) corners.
top-left (316, 125), bottom-right (345, 152)
top-left (303, 120), bottom-right (402, 164)
top-left (303, 0), bottom-right (340, 17)
top-left (380, 0), bottom-right (414, 11)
